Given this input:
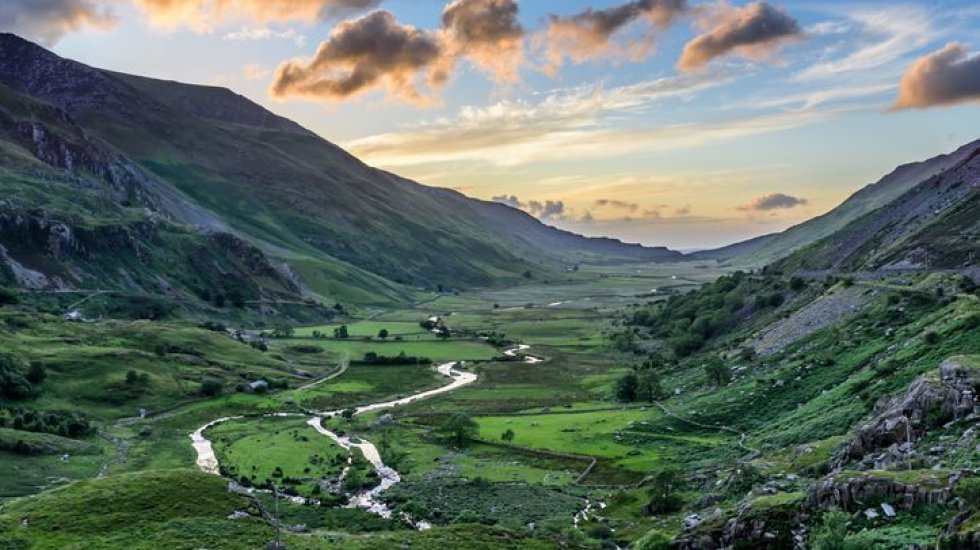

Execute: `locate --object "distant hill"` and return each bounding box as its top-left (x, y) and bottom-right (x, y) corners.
top-left (0, 33), bottom-right (680, 309)
top-left (694, 140), bottom-right (980, 266)
top-left (686, 233), bottom-right (778, 262)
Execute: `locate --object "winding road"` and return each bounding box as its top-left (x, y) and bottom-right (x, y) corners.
top-left (190, 346), bottom-right (538, 521)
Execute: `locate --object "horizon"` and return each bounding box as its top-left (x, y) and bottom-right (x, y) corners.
top-left (3, 0), bottom-right (979, 249)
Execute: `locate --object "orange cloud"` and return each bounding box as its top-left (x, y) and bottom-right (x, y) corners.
top-left (678, 2), bottom-right (801, 72)
top-left (892, 43), bottom-right (980, 110)
top-left (441, 0), bottom-right (524, 83)
top-left (539, 0), bottom-right (686, 73)
top-left (136, 0), bottom-right (380, 31)
top-left (270, 11), bottom-right (445, 104)
top-left (0, 0), bottom-right (116, 46)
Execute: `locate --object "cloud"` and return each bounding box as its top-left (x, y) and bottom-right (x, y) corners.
top-left (441, 0), bottom-right (524, 83)
top-left (136, 0), bottom-right (381, 31)
top-left (0, 0), bottom-right (116, 46)
top-left (678, 2), bottom-right (801, 71)
top-left (347, 71), bottom-right (734, 164)
top-left (794, 6), bottom-right (935, 81)
top-left (526, 200), bottom-right (567, 221)
top-left (348, 92), bottom-right (847, 168)
top-left (594, 199), bottom-right (639, 211)
top-left (491, 194), bottom-right (522, 208)
top-left (272, 1), bottom-right (528, 103)
top-left (892, 43), bottom-right (980, 110)
top-left (224, 26), bottom-right (306, 46)
top-left (270, 11), bottom-right (445, 104)
top-left (737, 193), bottom-right (808, 211)
top-left (539, 0), bottom-right (686, 72)
top-left (243, 63), bottom-right (271, 81)
top-left (492, 195), bottom-right (568, 221)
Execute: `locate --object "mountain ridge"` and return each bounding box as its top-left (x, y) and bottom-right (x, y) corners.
top-left (0, 33), bottom-right (681, 310)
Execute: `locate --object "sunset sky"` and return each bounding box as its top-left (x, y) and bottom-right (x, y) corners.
top-left (5, 0), bottom-right (979, 249)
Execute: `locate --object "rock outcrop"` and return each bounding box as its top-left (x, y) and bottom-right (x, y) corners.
top-left (805, 471), bottom-right (963, 512)
top-left (834, 359), bottom-right (978, 470)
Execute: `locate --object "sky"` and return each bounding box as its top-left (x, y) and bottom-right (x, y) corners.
top-left (3, 0), bottom-right (979, 250)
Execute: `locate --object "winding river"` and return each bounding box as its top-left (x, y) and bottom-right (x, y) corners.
top-left (190, 347), bottom-right (539, 522)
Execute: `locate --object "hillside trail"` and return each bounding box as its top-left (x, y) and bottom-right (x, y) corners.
top-left (652, 400), bottom-right (759, 462)
top-left (189, 345), bottom-right (542, 526)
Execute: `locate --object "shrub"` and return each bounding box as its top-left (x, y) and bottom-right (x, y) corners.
top-left (634, 529), bottom-right (672, 550)
top-left (954, 476), bottom-right (980, 508)
top-left (924, 331), bottom-right (940, 345)
top-left (672, 333), bottom-right (704, 357)
top-left (201, 379), bottom-right (223, 396)
top-left (25, 362), bottom-right (46, 385)
top-left (0, 287), bottom-right (19, 306)
top-left (810, 509), bottom-right (849, 550)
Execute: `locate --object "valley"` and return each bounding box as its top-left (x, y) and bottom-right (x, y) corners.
top-left (0, 30), bottom-right (977, 550)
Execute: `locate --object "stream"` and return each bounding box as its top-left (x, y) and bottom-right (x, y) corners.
top-left (188, 347), bottom-right (587, 529)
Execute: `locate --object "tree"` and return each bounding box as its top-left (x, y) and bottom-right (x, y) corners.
top-left (705, 356), bottom-right (731, 386)
top-left (615, 372), bottom-right (639, 402)
top-left (437, 327), bottom-right (451, 340)
top-left (501, 429), bottom-right (515, 443)
top-left (272, 324), bottom-right (294, 338)
top-left (378, 329), bottom-right (389, 340)
top-left (334, 325), bottom-right (349, 339)
top-left (25, 362), bottom-right (46, 385)
top-left (0, 356), bottom-right (33, 399)
top-left (646, 467), bottom-right (683, 514)
top-left (636, 369), bottom-right (662, 403)
top-left (438, 413), bottom-right (479, 448)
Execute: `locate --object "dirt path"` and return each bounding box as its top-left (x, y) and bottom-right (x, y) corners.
top-left (297, 354), bottom-right (350, 391)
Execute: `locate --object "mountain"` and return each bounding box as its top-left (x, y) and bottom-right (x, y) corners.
top-left (0, 34), bottom-right (680, 309)
top-left (773, 145), bottom-right (978, 275)
top-left (697, 140), bottom-right (980, 266)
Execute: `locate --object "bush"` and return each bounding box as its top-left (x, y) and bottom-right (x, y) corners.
top-left (672, 333), bottom-right (704, 357)
top-left (810, 509), bottom-right (849, 550)
top-left (924, 331), bottom-right (940, 345)
top-left (954, 476), bottom-right (980, 508)
top-left (25, 362), bottom-right (46, 385)
top-left (201, 379), bottom-right (223, 396)
top-left (0, 356), bottom-right (34, 399)
top-left (634, 529), bottom-right (672, 550)
top-left (0, 287), bottom-right (19, 306)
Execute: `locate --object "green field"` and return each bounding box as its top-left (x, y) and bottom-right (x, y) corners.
top-left (210, 416), bottom-right (346, 496)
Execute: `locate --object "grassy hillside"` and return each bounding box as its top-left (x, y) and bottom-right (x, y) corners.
top-left (0, 32), bottom-right (680, 314)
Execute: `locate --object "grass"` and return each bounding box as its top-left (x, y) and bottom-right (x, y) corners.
top-left (0, 469), bottom-right (271, 549)
top-left (384, 479), bottom-right (585, 526)
top-left (209, 416), bottom-right (346, 496)
top-left (293, 363), bottom-right (447, 411)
